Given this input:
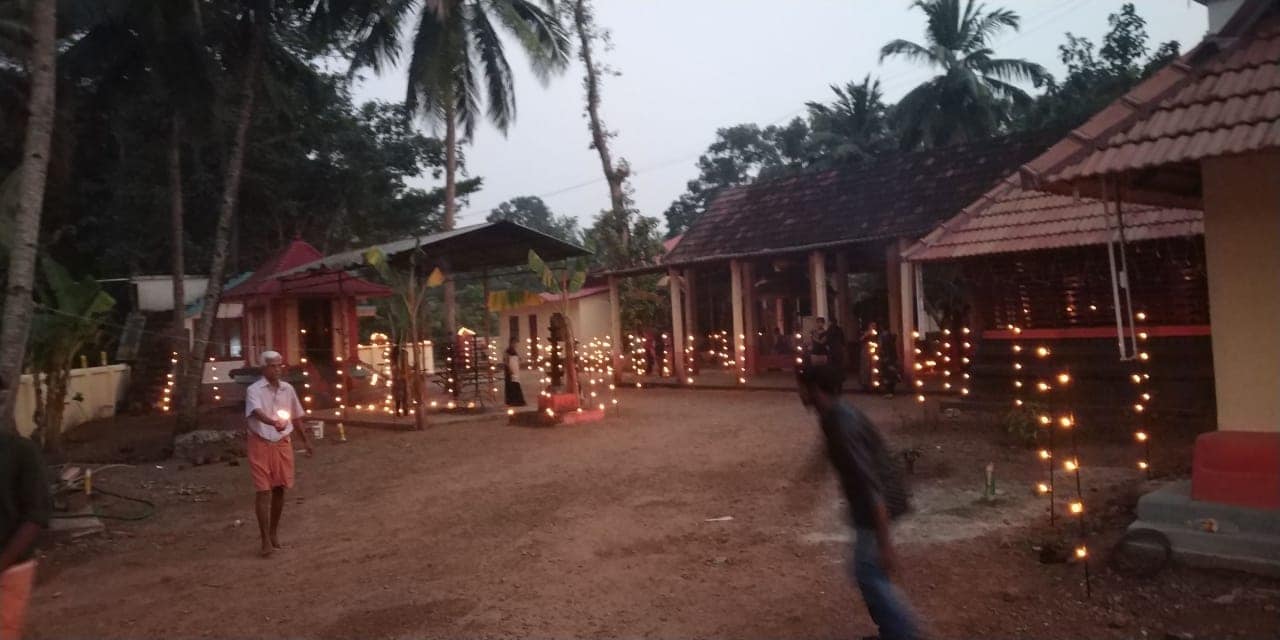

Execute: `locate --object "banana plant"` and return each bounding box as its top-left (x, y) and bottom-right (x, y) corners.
top-left (526, 250), bottom-right (588, 399)
top-left (363, 244), bottom-right (443, 430)
top-left (28, 257), bottom-right (116, 453)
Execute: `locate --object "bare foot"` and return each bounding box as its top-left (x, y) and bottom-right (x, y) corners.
top-left (270, 537), bottom-right (284, 550)
top-left (259, 545), bottom-right (274, 558)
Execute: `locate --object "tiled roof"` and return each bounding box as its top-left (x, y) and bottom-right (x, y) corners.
top-left (664, 130), bottom-right (1061, 265)
top-left (1022, 0), bottom-right (1280, 187)
top-left (904, 174), bottom-right (1203, 261)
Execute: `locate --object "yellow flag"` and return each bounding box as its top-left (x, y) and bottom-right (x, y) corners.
top-left (426, 267), bottom-right (445, 287)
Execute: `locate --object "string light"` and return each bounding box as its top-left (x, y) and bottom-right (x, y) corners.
top-left (1132, 311), bottom-right (1153, 478)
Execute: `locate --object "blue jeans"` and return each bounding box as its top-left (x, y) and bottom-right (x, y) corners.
top-left (852, 529), bottom-right (920, 640)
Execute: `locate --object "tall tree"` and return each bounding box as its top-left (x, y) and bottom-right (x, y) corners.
top-left (880, 0), bottom-right (1049, 149)
top-left (567, 0), bottom-right (629, 256)
top-left (60, 0), bottom-right (213, 418)
top-left (175, 0), bottom-right (382, 432)
top-left (0, 0), bottom-right (56, 434)
top-left (364, 0), bottom-right (571, 334)
top-left (177, 3), bottom-right (264, 433)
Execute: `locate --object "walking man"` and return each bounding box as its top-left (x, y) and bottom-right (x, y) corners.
top-left (797, 364), bottom-right (920, 640)
top-left (245, 350), bottom-right (313, 558)
top-left (1, 429), bottom-right (50, 640)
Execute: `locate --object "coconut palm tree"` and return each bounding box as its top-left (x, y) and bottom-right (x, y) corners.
top-left (805, 75), bottom-right (896, 165)
top-left (0, 0), bottom-right (57, 435)
top-left (355, 0), bottom-right (570, 333)
top-left (168, 0), bottom-right (390, 433)
top-left (880, 0), bottom-right (1050, 149)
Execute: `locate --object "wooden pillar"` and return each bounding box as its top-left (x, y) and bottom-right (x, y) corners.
top-left (608, 276), bottom-right (622, 382)
top-left (742, 261), bottom-right (758, 374)
top-left (774, 297), bottom-right (784, 334)
top-left (481, 270), bottom-right (491, 341)
top-left (887, 238), bottom-right (915, 377)
top-left (730, 260), bottom-right (745, 377)
top-left (668, 268), bottom-right (686, 381)
top-left (809, 250), bottom-right (828, 321)
top-left (684, 268), bottom-right (699, 352)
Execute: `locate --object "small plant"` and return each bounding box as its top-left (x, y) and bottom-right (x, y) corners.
top-left (1000, 404), bottom-right (1040, 448)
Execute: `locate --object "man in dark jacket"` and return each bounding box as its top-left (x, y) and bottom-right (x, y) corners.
top-left (797, 364), bottom-right (919, 640)
top-left (1, 430), bottom-right (51, 639)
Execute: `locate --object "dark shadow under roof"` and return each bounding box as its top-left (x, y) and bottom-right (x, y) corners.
top-left (277, 220), bottom-right (590, 278)
top-left (663, 130), bottom-right (1064, 266)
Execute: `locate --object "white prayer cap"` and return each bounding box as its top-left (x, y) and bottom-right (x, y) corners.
top-left (261, 351), bottom-right (283, 365)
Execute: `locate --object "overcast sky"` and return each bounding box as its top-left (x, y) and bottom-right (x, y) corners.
top-left (351, 0), bottom-right (1209, 234)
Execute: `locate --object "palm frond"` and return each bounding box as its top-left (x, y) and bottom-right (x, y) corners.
top-left (468, 3), bottom-right (516, 132)
top-left (406, 2), bottom-right (450, 118)
top-left (964, 6), bottom-right (1020, 50)
top-left (984, 76), bottom-right (1033, 105)
top-left (890, 80), bottom-right (943, 149)
top-left (979, 56), bottom-right (1051, 87)
top-left (347, 0), bottom-right (418, 75)
top-left (453, 39), bottom-right (482, 140)
top-left (490, 0), bottom-right (570, 83)
top-left (879, 38), bottom-right (938, 66)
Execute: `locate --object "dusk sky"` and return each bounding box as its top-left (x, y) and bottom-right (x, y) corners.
top-left (351, 1), bottom-right (1210, 235)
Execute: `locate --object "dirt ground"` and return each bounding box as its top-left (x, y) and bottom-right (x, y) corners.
top-left (29, 389), bottom-right (1280, 639)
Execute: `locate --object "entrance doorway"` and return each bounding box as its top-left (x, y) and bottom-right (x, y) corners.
top-left (297, 298), bottom-right (334, 364)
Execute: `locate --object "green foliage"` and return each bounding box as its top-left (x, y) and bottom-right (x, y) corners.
top-left (664, 77), bottom-right (899, 236)
top-left (526, 249), bottom-right (587, 296)
top-left (880, 0), bottom-right (1050, 149)
top-left (27, 256), bottom-right (116, 452)
top-left (1000, 404), bottom-right (1041, 448)
top-left (487, 195), bottom-right (580, 243)
top-left (365, 0), bottom-right (572, 138)
top-left (663, 2), bottom-right (1175, 236)
top-left (804, 75), bottom-right (896, 166)
top-left (1015, 3), bottom-right (1180, 131)
top-left (663, 121), bottom-right (809, 237)
top-left (0, 1), bottom-right (477, 279)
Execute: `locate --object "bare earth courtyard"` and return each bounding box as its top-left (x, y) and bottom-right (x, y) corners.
top-left (30, 390), bottom-right (1280, 639)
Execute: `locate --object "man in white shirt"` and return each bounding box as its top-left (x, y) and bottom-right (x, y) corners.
top-left (244, 351), bottom-right (313, 558)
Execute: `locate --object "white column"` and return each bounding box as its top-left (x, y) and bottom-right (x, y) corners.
top-left (608, 276), bottom-right (622, 382)
top-left (668, 268), bottom-right (686, 381)
top-left (730, 260), bottom-right (745, 375)
top-left (889, 238), bottom-right (916, 376)
top-left (809, 251), bottom-right (828, 320)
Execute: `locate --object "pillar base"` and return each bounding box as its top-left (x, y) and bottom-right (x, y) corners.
top-left (1131, 481), bottom-right (1280, 577)
top-left (537, 392), bottom-right (580, 414)
top-left (1192, 431), bottom-right (1280, 509)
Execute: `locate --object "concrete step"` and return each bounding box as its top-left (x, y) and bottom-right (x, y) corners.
top-left (1130, 481), bottom-right (1280, 577)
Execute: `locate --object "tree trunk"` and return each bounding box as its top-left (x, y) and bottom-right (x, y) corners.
top-left (40, 366), bottom-right (68, 454)
top-left (561, 281), bottom-right (578, 398)
top-left (175, 26), bottom-right (262, 435)
top-left (442, 103), bottom-right (458, 334)
top-left (572, 0), bottom-right (629, 257)
top-left (0, 0), bottom-right (57, 435)
top-left (168, 115), bottom-right (188, 395)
